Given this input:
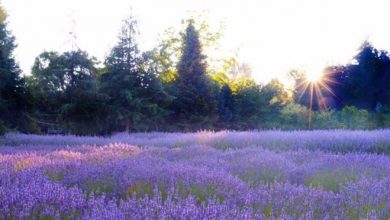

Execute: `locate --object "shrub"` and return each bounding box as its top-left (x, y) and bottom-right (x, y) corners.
top-left (312, 110), bottom-right (344, 129)
top-left (279, 103), bottom-right (308, 129)
top-left (339, 106), bottom-right (371, 129)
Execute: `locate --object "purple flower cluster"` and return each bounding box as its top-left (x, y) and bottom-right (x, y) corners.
top-left (0, 132), bottom-right (389, 219)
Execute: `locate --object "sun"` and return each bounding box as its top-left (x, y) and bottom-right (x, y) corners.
top-left (305, 71), bottom-right (323, 83)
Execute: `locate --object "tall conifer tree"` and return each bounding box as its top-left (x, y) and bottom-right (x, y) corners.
top-left (0, 6), bottom-right (26, 133)
top-left (100, 16), bottom-right (170, 132)
top-left (171, 21), bottom-right (217, 129)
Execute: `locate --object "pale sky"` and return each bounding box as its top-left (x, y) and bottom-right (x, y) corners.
top-left (3, 0), bottom-right (390, 84)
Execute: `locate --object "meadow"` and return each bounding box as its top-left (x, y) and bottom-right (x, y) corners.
top-left (1, 130), bottom-right (389, 219)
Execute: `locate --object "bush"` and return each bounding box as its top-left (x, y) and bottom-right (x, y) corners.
top-left (312, 110), bottom-right (344, 129)
top-left (339, 106), bottom-right (371, 129)
top-left (265, 105), bottom-right (375, 130)
top-left (278, 103), bottom-right (308, 129)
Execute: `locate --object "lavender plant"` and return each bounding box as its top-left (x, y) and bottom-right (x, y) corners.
top-left (0, 131), bottom-right (389, 219)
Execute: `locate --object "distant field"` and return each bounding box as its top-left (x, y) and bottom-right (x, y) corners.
top-left (1, 131), bottom-right (389, 219)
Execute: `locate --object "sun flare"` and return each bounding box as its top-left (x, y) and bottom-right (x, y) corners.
top-left (305, 71), bottom-right (323, 83)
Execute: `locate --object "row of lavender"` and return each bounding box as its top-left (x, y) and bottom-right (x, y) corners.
top-left (4, 130), bottom-right (390, 154)
top-left (1, 140), bottom-right (389, 219)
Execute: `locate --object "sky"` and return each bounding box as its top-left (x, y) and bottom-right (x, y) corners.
top-left (3, 0), bottom-right (390, 84)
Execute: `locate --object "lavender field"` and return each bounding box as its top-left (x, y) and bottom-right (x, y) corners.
top-left (1, 130), bottom-right (390, 219)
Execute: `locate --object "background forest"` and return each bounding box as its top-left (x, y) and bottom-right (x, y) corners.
top-left (1, 7), bottom-right (390, 135)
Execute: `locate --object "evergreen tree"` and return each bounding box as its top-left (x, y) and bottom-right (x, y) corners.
top-left (0, 6), bottom-right (28, 134)
top-left (100, 16), bottom-right (170, 132)
top-left (149, 13), bottom-right (224, 84)
top-left (170, 21), bottom-right (217, 129)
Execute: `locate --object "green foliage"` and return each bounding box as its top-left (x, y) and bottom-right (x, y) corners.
top-left (233, 80), bottom-right (264, 128)
top-left (314, 41), bottom-right (390, 111)
top-left (148, 27), bottom-right (180, 84)
top-left (217, 85), bottom-right (234, 126)
top-left (264, 80), bottom-right (291, 106)
top-left (2, 10), bottom-right (390, 134)
top-left (339, 106), bottom-right (371, 129)
top-left (170, 21), bottom-right (218, 129)
top-left (100, 16), bottom-right (171, 132)
top-left (259, 79), bottom-right (291, 127)
top-left (28, 50), bottom-right (109, 135)
top-left (340, 42), bottom-right (390, 110)
top-left (211, 72), bottom-right (229, 87)
top-left (267, 105), bottom-right (375, 130)
top-left (0, 6), bottom-right (32, 134)
top-left (278, 103), bottom-right (308, 129)
top-left (148, 13), bottom-right (224, 85)
top-left (312, 110), bottom-right (344, 129)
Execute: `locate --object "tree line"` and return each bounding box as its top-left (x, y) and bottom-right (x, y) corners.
top-left (1, 8), bottom-right (390, 135)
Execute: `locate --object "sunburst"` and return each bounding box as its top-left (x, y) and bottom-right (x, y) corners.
top-left (296, 70), bottom-right (338, 129)
top-left (306, 71), bottom-right (323, 83)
